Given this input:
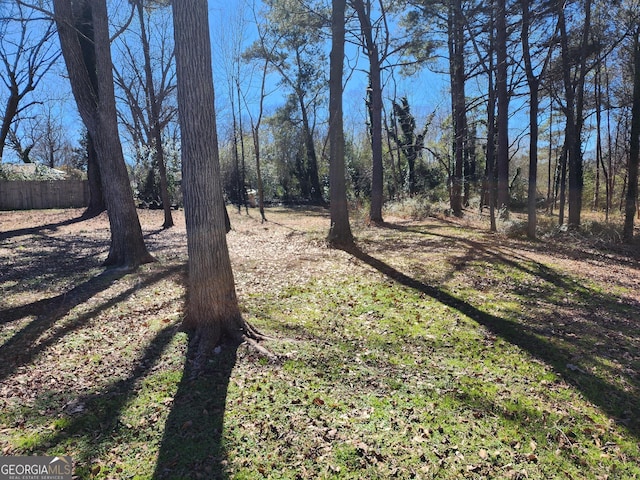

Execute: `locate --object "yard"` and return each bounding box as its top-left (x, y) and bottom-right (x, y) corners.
top-left (1, 206), bottom-right (639, 479)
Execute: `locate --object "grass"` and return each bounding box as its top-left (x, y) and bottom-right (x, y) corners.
top-left (0, 207), bottom-right (639, 479)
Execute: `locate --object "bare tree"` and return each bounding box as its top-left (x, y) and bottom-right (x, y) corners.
top-left (0, 1), bottom-right (60, 160)
top-left (114, 0), bottom-right (176, 228)
top-left (54, 0), bottom-right (153, 268)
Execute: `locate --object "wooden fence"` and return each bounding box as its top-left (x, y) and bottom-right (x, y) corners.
top-left (0, 180), bottom-right (89, 210)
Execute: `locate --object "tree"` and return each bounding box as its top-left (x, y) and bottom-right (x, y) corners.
top-left (246, 57), bottom-right (269, 223)
top-left (521, 0), bottom-right (539, 238)
top-left (0, 1), bottom-right (60, 160)
top-left (553, 0), bottom-right (594, 228)
top-left (172, 0), bottom-right (265, 353)
top-left (54, 0), bottom-right (153, 268)
top-left (623, 23), bottom-right (640, 242)
top-left (113, 0), bottom-right (176, 228)
top-left (520, 0), bottom-right (554, 238)
top-left (328, 0), bottom-right (354, 246)
top-left (246, 0), bottom-right (326, 205)
top-left (389, 97), bottom-right (430, 196)
top-left (134, 0), bottom-right (174, 228)
top-left (63, 0), bottom-right (105, 217)
top-left (495, 0), bottom-right (510, 214)
top-left (351, 0), bottom-right (385, 222)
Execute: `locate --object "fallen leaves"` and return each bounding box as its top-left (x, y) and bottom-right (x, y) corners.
top-left (1, 208), bottom-right (640, 479)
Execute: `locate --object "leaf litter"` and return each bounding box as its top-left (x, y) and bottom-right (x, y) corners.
top-left (0, 207), bottom-right (639, 478)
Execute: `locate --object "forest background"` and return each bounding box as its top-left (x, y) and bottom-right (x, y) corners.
top-left (2, 0), bottom-right (639, 239)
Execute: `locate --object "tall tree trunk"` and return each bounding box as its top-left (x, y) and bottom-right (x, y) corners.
top-left (521, 0), bottom-right (538, 239)
top-left (237, 80), bottom-right (250, 214)
top-left (568, 0), bottom-right (591, 227)
top-left (368, 59), bottom-right (384, 222)
top-left (328, 0), bottom-right (354, 246)
top-left (495, 0), bottom-right (510, 215)
top-left (448, 0), bottom-right (465, 217)
top-left (135, 1), bottom-right (173, 229)
top-left (594, 64), bottom-right (603, 211)
top-left (230, 79), bottom-right (242, 212)
top-left (172, 0), bottom-right (254, 352)
top-left (352, 0), bottom-right (383, 222)
top-left (547, 102), bottom-right (554, 214)
top-left (558, 141), bottom-right (568, 225)
top-left (54, 0), bottom-right (153, 269)
top-left (253, 127), bottom-right (267, 223)
top-left (623, 26), bottom-right (640, 242)
top-left (557, 2), bottom-right (576, 227)
top-left (486, 5), bottom-right (497, 232)
top-left (249, 58), bottom-right (268, 223)
top-left (605, 62), bottom-right (614, 220)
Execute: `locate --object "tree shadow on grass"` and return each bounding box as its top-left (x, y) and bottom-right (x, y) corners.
top-left (0, 212), bottom-right (95, 242)
top-left (153, 340), bottom-right (239, 480)
top-left (379, 220), bottom-right (640, 273)
top-left (0, 265), bottom-right (182, 382)
top-left (19, 322), bottom-right (181, 476)
top-left (340, 242), bottom-right (640, 439)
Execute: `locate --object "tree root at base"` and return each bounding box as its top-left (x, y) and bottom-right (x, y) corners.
top-left (187, 320), bottom-right (279, 378)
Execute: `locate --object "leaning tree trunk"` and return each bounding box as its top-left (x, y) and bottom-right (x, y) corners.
top-left (54, 0), bottom-right (153, 269)
top-left (173, 0), bottom-right (259, 353)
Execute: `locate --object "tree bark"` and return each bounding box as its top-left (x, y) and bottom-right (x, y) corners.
top-left (84, 133), bottom-right (106, 217)
top-left (448, 0), bottom-right (465, 217)
top-left (521, 0), bottom-right (538, 239)
top-left (352, 0), bottom-right (383, 223)
top-left (328, 0), bottom-right (354, 247)
top-left (623, 26), bottom-right (640, 242)
top-left (54, 0), bottom-right (153, 268)
top-left (172, 0), bottom-right (250, 351)
top-left (495, 0), bottom-right (510, 215)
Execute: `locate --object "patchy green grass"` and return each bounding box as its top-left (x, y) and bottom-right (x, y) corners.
top-left (1, 207), bottom-right (639, 479)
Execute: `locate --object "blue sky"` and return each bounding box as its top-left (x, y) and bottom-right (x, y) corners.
top-left (2, 0), bottom-right (541, 167)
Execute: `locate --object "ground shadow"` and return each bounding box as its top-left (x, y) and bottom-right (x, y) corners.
top-left (0, 211), bottom-right (95, 242)
top-left (19, 322), bottom-right (180, 476)
top-left (153, 341), bottom-right (239, 480)
top-left (0, 265), bottom-right (182, 382)
top-left (379, 219), bottom-right (640, 272)
top-left (340, 242), bottom-right (640, 439)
